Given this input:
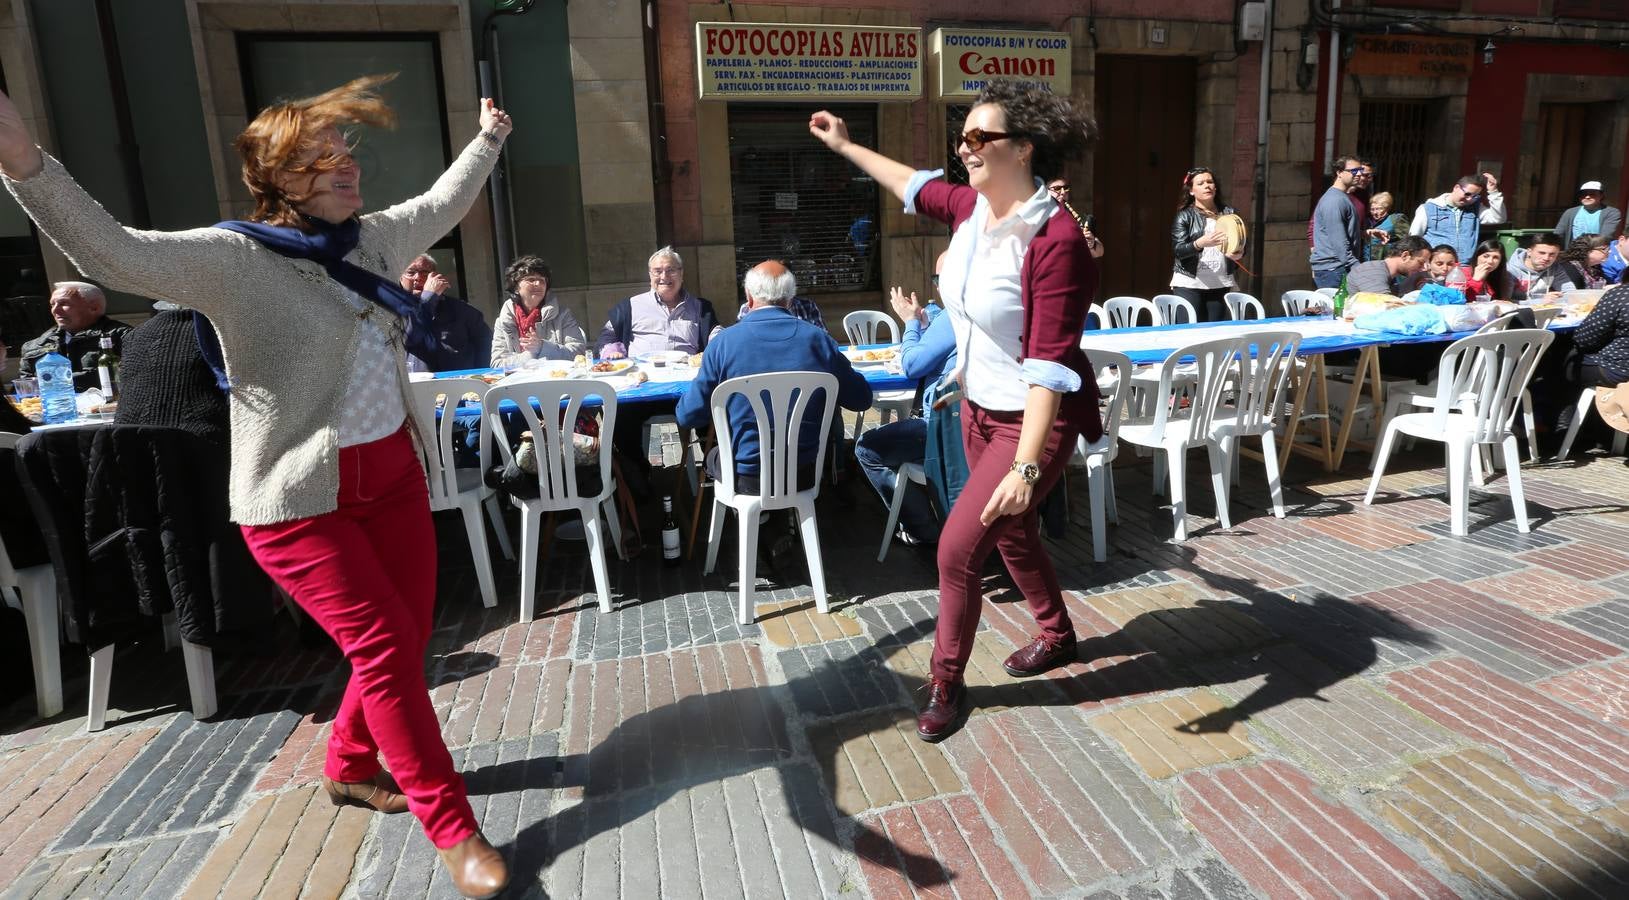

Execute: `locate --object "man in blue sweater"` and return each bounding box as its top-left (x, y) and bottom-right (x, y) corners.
top-left (1310, 156), bottom-right (1363, 288)
top-left (677, 260), bottom-right (871, 494)
top-left (854, 255), bottom-right (958, 545)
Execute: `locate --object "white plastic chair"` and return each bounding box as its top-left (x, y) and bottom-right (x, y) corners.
top-left (1556, 386), bottom-right (1629, 460)
top-left (1315, 287), bottom-right (1338, 298)
top-left (1075, 349), bottom-right (1131, 561)
top-left (408, 378), bottom-right (515, 611)
top-left (1224, 292), bottom-right (1266, 321)
top-left (0, 433), bottom-right (61, 718)
top-left (876, 461), bottom-right (928, 563)
top-left (842, 310), bottom-right (900, 346)
top-left (842, 310), bottom-right (912, 435)
top-left (702, 372), bottom-right (838, 624)
top-left (1366, 329), bottom-right (1555, 535)
top-left (6, 429), bottom-right (216, 730)
top-left (1213, 332), bottom-right (1300, 520)
top-left (1103, 296), bottom-right (1158, 329)
top-left (483, 380), bottom-right (626, 619)
top-left (1087, 303), bottom-right (1107, 330)
top-left (1153, 294), bottom-right (1199, 326)
top-left (1117, 337), bottom-right (1245, 540)
top-left (1373, 314), bottom-right (1520, 479)
top-left (1281, 290), bottom-right (1327, 317)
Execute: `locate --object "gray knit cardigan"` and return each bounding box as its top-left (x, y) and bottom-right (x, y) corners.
top-left (3, 135), bottom-right (501, 525)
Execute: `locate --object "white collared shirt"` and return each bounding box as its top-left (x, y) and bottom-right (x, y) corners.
top-left (937, 179), bottom-right (1074, 411)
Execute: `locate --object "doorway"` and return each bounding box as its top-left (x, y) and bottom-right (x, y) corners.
top-left (1092, 55), bottom-right (1198, 298)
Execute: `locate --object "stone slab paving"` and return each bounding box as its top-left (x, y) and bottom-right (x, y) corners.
top-left (4, 443), bottom-right (1629, 898)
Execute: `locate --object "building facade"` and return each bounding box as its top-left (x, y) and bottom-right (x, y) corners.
top-left (2, 0), bottom-right (1627, 337)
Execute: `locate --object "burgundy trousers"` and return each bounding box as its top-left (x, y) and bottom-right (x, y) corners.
top-left (932, 402), bottom-right (1078, 683)
top-left (241, 426), bottom-right (477, 849)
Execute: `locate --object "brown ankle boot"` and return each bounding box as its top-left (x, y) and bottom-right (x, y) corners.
top-left (323, 772), bottom-right (410, 814)
top-left (438, 832), bottom-right (509, 899)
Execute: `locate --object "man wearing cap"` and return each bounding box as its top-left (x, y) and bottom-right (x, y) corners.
top-left (1555, 181), bottom-right (1622, 243)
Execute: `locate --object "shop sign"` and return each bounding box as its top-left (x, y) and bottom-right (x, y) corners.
top-left (695, 23), bottom-right (922, 101)
top-left (931, 28), bottom-right (1071, 98)
top-left (1348, 34), bottom-right (1473, 78)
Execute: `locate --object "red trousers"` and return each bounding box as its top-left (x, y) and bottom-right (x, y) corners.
top-left (241, 426), bottom-right (476, 849)
top-left (933, 402), bottom-right (1078, 683)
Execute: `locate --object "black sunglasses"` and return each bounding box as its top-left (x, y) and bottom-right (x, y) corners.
top-left (958, 128), bottom-right (1019, 152)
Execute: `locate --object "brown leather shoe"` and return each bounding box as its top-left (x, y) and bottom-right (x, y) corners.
top-left (916, 678), bottom-right (966, 743)
top-left (323, 771), bottom-right (410, 814)
top-left (437, 832), bottom-right (509, 899)
top-left (1002, 633), bottom-right (1078, 678)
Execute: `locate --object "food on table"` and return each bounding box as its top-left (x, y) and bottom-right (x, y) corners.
top-left (688, 353), bottom-right (704, 367)
top-left (573, 354), bottom-right (589, 368)
top-left (591, 360), bottom-right (632, 373)
top-left (15, 396), bottom-right (43, 421)
top-left (477, 372), bottom-right (505, 384)
top-left (627, 370), bottom-right (649, 385)
top-left (848, 348), bottom-right (898, 362)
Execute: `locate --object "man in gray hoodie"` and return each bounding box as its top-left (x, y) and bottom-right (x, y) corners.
top-left (1310, 157), bottom-right (1362, 288)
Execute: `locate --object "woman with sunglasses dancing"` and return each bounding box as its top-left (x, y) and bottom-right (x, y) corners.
top-left (810, 80), bottom-right (1100, 741)
top-left (0, 76), bottom-right (511, 897)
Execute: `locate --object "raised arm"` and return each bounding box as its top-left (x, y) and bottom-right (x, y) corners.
top-left (0, 87), bottom-right (247, 316)
top-left (366, 98), bottom-right (512, 274)
top-left (809, 110), bottom-right (915, 204)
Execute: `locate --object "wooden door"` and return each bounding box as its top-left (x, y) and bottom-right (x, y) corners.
top-left (1092, 56), bottom-right (1198, 298)
top-left (1532, 103), bottom-right (1588, 227)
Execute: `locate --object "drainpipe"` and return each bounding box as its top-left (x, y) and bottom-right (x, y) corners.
top-left (94, 0), bottom-right (150, 228)
top-left (1322, 0), bottom-right (1340, 172)
top-left (1251, 0), bottom-right (1275, 292)
top-left (643, 1), bottom-right (675, 248)
top-left (478, 2), bottom-right (535, 275)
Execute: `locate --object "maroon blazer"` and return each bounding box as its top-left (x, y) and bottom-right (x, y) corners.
top-left (913, 178), bottom-right (1104, 442)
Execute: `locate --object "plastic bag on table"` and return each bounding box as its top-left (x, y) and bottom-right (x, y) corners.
top-left (1353, 305), bottom-right (1447, 336)
top-left (1417, 282), bottom-right (1468, 306)
top-left (1441, 301), bottom-right (1497, 332)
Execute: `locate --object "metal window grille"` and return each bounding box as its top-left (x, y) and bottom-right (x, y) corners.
top-left (945, 104), bottom-right (972, 186)
top-left (728, 105), bottom-right (880, 297)
top-left (1356, 100), bottom-right (1429, 215)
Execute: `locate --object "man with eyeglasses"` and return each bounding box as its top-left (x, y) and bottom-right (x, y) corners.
top-left (1045, 179), bottom-right (1104, 258)
top-left (1309, 155), bottom-right (1365, 288)
top-left (397, 253), bottom-right (491, 372)
top-left (1409, 172), bottom-right (1506, 262)
top-left (598, 246), bottom-right (722, 496)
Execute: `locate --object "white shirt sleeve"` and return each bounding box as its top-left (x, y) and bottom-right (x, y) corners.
top-left (1480, 191), bottom-right (1507, 225)
top-left (1408, 203), bottom-right (1428, 236)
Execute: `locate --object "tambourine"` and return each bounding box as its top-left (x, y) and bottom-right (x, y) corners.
top-left (1217, 213), bottom-right (1247, 256)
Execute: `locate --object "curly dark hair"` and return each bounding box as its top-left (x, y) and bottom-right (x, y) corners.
top-left (972, 81), bottom-right (1096, 182)
top-left (504, 255), bottom-right (553, 295)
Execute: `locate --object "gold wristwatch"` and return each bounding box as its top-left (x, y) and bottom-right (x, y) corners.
top-left (1010, 460), bottom-right (1041, 485)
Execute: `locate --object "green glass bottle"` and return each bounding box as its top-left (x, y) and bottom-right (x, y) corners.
top-left (1331, 274), bottom-right (1349, 320)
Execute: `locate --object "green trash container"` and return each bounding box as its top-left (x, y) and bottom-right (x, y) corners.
top-left (1495, 228), bottom-right (1554, 260)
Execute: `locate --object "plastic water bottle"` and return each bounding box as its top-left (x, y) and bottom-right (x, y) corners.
top-left (37, 352), bottom-right (78, 424)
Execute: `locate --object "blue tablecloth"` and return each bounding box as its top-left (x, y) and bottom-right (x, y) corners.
top-left (1079, 315), bottom-right (1579, 366)
top-left (433, 348), bottom-right (918, 407)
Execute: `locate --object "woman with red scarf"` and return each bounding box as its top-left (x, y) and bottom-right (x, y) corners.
top-left (490, 254), bottom-right (588, 368)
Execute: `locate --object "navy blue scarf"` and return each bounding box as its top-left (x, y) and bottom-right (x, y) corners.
top-left (211, 216), bottom-right (437, 367)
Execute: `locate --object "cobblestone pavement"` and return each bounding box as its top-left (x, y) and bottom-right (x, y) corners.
top-left (5, 439), bottom-right (1629, 899)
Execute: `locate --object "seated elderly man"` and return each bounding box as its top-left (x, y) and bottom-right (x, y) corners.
top-left (854, 253), bottom-right (957, 546)
top-left (677, 260), bottom-right (871, 497)
top-left (599, 246), bottom-right (723, 494)
top-left (399, 253), bottom-right (492, 372)
top-left (19, 281), bottom-right (132, 390)
top-left (738, 293), bottom-right (825, 330)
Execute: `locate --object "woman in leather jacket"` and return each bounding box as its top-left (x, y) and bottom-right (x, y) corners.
top-left (1169, 167), bottom-right (1243, 322)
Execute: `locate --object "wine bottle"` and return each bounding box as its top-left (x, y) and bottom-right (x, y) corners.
top-left (661, 495), bottom-right (681, 566)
